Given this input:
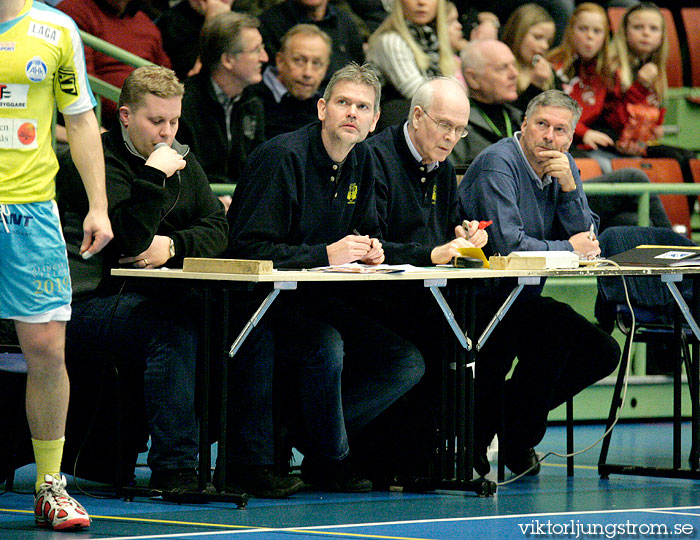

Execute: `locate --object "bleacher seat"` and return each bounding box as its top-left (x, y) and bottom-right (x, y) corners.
top-left (689, 158), bottom-right (700, 211)
top-left (610, 157), bottom-right (690, 236)
top-left (607, 7), bottom-right (684, 88)
top-left (575, 158), bottom-right (603, 181)
top-left (681, 9), bottom-right (700, 87)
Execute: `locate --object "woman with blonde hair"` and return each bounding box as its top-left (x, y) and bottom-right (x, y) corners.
top-left (501, 3), bottom-right (556, 110)
top-left (366, 0), bottom-right (454, 101)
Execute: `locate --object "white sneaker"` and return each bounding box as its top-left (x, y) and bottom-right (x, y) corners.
top-left (34, 474), bottom-right (91, 530)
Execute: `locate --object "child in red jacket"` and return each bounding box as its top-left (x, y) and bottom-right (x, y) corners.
top-left (548, 3), bottom-right (615, 152)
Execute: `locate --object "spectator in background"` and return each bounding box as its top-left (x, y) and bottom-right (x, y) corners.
top-left (367, 0), bottom-right (455, 103)
top-left (258, 0), bottom-right (364, 88)
top-left (254, 24), bottom-right (331, 139)
top-left (452, 39), bottom-right (671, 231)
top-left (366, 0), bottom-right (458, 130)
top-left (449, 39), bottom-right (521, 170)
top-left (548, 2), bottom-right (615, 162)
top-left (446, 1), bottom-right (468, 85)
top-left (178, 12), bottom-right (267, 211)
top-left (157, 0), bottom-right (233, 81)
top-left (57, 0), bottom-right (171, 128)
top-left (501, 3), bottom-right (557, 112)
top-left (453, 0), bottom-right (573, 46)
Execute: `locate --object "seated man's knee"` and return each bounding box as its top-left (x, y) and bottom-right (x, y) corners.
top-left (596, 331), bottom-right (621, 378)
top-left (395, 343), bottom-right (425, 389)
top-left (286, 324), bottom-right (344, 372)
top-left (625, 168), bottom-right (650, 183)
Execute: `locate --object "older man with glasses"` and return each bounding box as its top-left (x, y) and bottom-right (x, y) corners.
top-left (348, 77), bottom-right (488, 487)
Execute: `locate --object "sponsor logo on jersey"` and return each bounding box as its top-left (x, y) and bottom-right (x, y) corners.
top-left (0, 42), bottom-right (16, 52)
top-left (57, 67), bottom-right (78, 96)
top-left (25, 57), bottom-right (47, 83)
top-left (0, 118), bottom-right (38, 150)
top-left (0, 84), bottom-right (29, 109)
top-left (28, 22), bottom-right (60, 46)
top-left (17, 122), bottom-right (36, 145)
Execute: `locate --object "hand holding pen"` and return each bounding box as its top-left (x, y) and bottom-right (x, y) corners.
top-left (569, 224), bottom-right (600, 258)
top-left (354, 228), bottom-right (384, 265)
top-left (326, 230), bottom-right (378, 265)
top-left (458, 219), bottom-right (491, 249)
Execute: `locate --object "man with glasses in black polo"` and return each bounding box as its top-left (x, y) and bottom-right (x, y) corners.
top-left (352, 77), bottom-right (488, 487)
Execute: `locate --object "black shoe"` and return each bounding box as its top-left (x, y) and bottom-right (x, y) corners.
top-left (473, 451), bottom-right (490, 477)
top-left (219, 467), bottom-right (304, 498)
top-left (301, 457), bottom-right (373, 493)
top-left (504, 447), bottom-right (541, 476)
top-left (149, 468), bottom-right (199, 491)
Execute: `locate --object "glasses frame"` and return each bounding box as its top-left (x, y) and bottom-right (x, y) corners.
top-left (422, 108), bottom-right (469, 139)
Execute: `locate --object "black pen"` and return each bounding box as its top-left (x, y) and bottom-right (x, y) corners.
top-left (354, 229), bottom-right (372, 247)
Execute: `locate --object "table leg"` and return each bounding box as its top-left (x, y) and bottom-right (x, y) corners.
top-left (229, 282), bottom-right (297, 357)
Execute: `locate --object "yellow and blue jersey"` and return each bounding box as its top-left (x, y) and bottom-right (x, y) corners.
top-left (0, 0), bottom-right (96, 203)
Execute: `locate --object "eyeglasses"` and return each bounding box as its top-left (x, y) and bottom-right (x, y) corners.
top-left (237, 43), bottom-right (265, 56)
top-left (423, 109), bottom-right (468, 139)
top-left (288, 54), bottom-right (328, 71)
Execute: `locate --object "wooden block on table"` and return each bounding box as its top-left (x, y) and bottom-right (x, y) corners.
top-left (182, 258), bottom-right (273, 274)
top-left (489, 255), bottom-right (547, 270)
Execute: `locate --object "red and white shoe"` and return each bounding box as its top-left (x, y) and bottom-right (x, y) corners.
top-left (34, 474), bottom-right (91, 530)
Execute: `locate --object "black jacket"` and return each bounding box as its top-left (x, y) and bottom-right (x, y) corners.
top-left (253, 78), bottom-right (320, 140)
top-left (449, 100), bottom-right (522, 171)
top-left (156, 1), bottom-right (205, 81)
top-left (367, 123), bottom-right (459, 266)
top-left (179, 73), bottom-right (265, 185)
top-left (58, 125), bottom-right (228, 297)
top-left (227, 121), bottom-right (380, 269)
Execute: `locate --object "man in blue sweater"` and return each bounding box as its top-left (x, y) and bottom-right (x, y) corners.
top-left (458, 90), bottom-right (620, 477)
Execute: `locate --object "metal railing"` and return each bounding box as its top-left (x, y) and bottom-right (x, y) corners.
top-left (78, 30), bottom-right (155, 119)
top-left (581, 183), bottom-right (700, 227)
top-left (207, 183), bottom-right (700, 228)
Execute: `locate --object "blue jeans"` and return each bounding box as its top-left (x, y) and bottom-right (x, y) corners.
top-left (67, 292), bottom-right (200, 472)
top-left (225, 294), bottom-right (425, 467)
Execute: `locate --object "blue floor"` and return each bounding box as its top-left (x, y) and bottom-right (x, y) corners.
top-left (2, 422), bottom-right (700, 539)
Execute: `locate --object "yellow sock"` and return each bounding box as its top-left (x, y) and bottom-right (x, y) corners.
top-left (32, 437), bottom-right (65, 492)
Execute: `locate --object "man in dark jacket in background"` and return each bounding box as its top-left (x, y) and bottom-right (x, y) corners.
top-left (178, 12), bottom-right (267, 211)
top-left (254, 23), bottom-right (331, 139)
top-left (57, 66), bottom-right (228, 494)
top-left (258, 0), bottom-right (364, 88)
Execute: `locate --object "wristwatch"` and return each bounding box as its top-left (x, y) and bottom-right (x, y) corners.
top-left (168, 237), bottom-right (176, 259)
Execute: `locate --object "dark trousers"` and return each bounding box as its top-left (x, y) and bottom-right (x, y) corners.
top-left (68, 291), bottom-right (201, 472)
top-left (224, 292), bottom-right (425, 468)
top-left (473, 295), bottom-right (620, 452)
